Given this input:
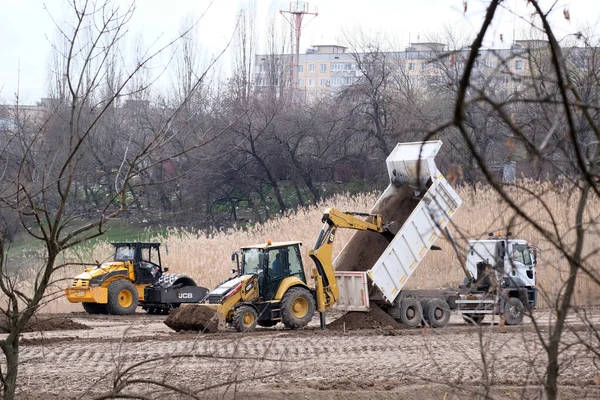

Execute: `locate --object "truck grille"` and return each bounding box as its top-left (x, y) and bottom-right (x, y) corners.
top-left (72, 279), bottom-right (89, 288)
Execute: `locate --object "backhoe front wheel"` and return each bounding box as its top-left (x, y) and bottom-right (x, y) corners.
top-left (106, 280), bottom-right (139, 315)
top-left (281, 287), bottom-right (315, 330)
top-left (233, 305), bottom-right (258, 332)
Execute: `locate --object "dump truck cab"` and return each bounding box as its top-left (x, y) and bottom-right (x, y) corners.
top-left (466, 235), bottom-right (538, 308)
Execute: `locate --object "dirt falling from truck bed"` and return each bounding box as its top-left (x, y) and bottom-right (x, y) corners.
top-left (327, 304), bottom-right (400, 331)
top-left (334, 184), bottom-right (419, 272)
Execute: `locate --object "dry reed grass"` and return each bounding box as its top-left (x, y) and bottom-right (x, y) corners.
top-left (30, 181), bottom-right (600, 313)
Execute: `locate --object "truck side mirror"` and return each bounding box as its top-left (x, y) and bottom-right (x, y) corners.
top-left (533, 248), bottom-right (537, 265)
top-left (230, 268), bottom-right (237, 275)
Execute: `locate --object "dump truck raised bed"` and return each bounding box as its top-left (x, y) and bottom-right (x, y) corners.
top-left (331, 140), bottom-right (538, 328)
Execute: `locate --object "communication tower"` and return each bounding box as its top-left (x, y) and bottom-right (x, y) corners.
top-left (280, 1), bottom-right (318, 89)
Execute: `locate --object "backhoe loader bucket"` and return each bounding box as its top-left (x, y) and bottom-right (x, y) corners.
top-left (164, 304), bottom-right (225, 333)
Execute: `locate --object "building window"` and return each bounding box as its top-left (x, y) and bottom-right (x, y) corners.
top-left (320, 64), bottom-right (326, 72)
top-left (298, 65), bottom-right (304, 73)
top-left (331, 77), bottom-right (353, 86)
top-left (309, 64), bottom-right (315, 72)
top-left (308, 79), bottom-right (314, 87)
top-left (408, 62), bottom-right (415, 71)
top-left (298, 79), bottom-right (304, 86)
top-left (421, 63), bottom-right (427, 71)
top-left (320, 78), bottom-right (329, 86)
top-left (515, 60), bottom-right (523, 70)
top-left (331, 63), bottom-right (355, 71)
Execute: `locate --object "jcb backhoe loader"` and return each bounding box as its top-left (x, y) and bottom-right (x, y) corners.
top-left (164, 208), bottom-right (391, 332)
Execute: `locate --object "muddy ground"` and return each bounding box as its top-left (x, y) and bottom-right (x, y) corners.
top-left (4, 308), bottom-right (600, 399)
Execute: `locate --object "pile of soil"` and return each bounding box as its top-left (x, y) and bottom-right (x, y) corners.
top-left (164, 305), bottom-right (221, 333)
top-left (327, 304), bottom-right (400, 331)
top-left (0, 316), bottom-right (89, 333)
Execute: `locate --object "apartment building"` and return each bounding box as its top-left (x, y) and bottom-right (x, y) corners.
top-left (253, 40), bottom-right (546, 100)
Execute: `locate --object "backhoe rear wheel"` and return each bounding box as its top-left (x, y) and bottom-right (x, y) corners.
top-left (82, 302), bottom-right (107, 315)
top-left (233, 305), bottom-right (258, 332)
top-left (281, 287), bottom-right (315, 329)
top-left (106, 280), bottom-right (139, 315)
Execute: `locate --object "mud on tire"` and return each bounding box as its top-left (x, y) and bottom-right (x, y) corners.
top-left (281, 287), bottom-right (315, 329)
top-left (106, 280), bottom-right (138, 315)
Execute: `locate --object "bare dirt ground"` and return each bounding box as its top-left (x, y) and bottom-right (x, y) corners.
top-left (5, 307), bottom-right (600, 400)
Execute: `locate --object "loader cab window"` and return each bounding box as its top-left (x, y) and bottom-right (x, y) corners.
top-left (269, 249), bottom-right (287, 279)
top-left (141, 246), bottom-right (160, 265)
top-left (241, 249), bottom-right (264, 276)
top-left (264, 248), bottom-right (289, 300)
top-left (115, 246), bottom-right (135, 261)
top-left (287, 245), bottom-right (306, 282)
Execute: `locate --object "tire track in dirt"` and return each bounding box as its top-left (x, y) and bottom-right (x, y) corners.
top-left (14, 315), bottom-right (600, 398)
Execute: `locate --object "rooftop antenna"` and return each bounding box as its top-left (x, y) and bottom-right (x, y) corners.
top-left (280, 1), bottom-right (318, 89)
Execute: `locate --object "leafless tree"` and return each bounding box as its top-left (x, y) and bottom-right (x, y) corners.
top-left (0, 1), bottom-right (230, 398)
top-left (429, 1), bottom-right (600, 398)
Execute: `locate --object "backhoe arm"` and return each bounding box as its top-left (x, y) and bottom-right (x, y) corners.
top-left (309, 208), bottom-right (389, 312)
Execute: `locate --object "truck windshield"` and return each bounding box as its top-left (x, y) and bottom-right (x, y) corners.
top-left (242, 249), bottom-right (264, 275)
top-left (512, 244), bottom-right (533, 266)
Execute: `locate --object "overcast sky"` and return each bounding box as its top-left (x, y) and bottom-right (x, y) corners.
top-left (1, 0), bottom-right (598, 104)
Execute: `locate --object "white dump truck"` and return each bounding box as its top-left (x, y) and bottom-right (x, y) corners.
top-left (332, 140), bottom-right (538, 328)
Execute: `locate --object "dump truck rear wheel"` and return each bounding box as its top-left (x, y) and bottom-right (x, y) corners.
top-left (399, 298), bottom-right (423, 328)
top-left (424, 298), bottom-right (450, 328)
top-left (281, 287), bottom-right (315, 329)
top-left (233, 305), bottom-right (258, 332)
top-left (82, 302), bottom-right (107, 314)
top-left (106, 280), bottom-right (138, 315)
top-left (462, 314), bottom-right (485, 325)
top-left (503, 297), bottom-right (524, 325)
